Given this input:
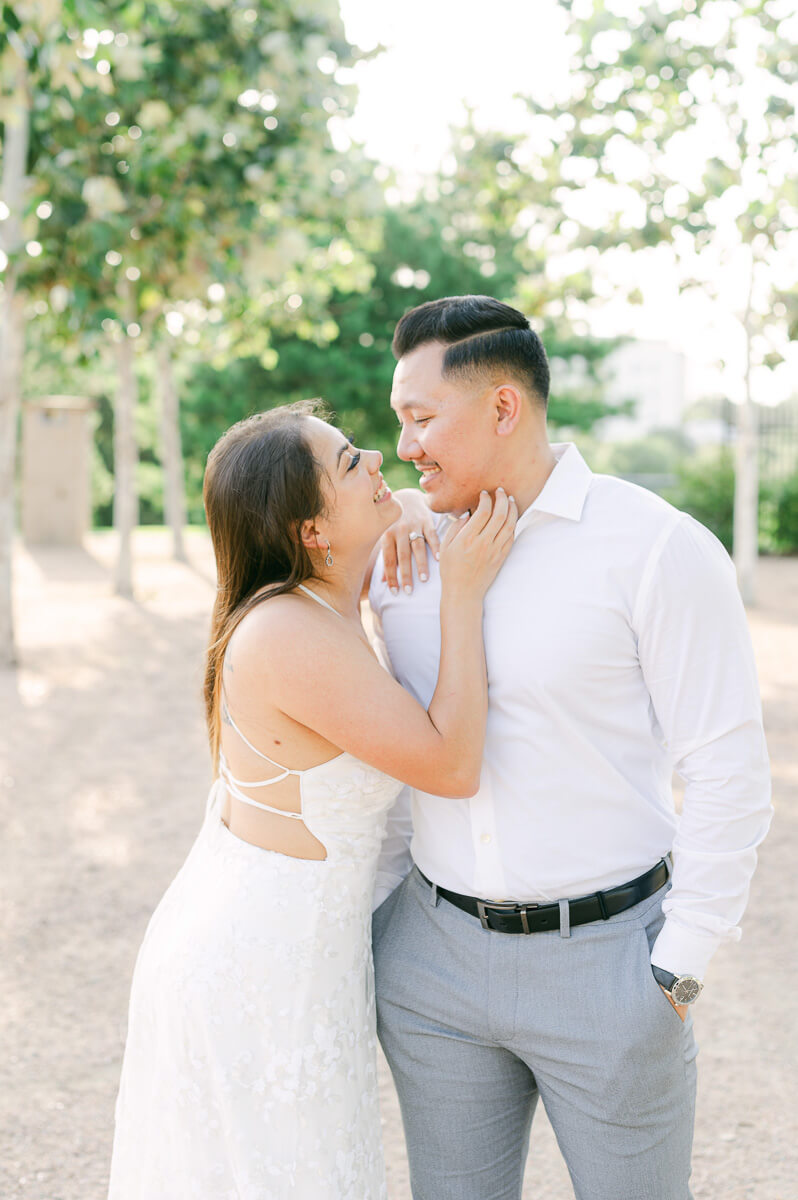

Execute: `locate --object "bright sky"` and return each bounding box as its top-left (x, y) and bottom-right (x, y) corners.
top-left (339, 0), bottom-right (570, 180)
top-left (338, 0), bottom-right (797, 409)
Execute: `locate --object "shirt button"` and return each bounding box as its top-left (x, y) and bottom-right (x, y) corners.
top-left (480, 833), bottom-right (492, 845)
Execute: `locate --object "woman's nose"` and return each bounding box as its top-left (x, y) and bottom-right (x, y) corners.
top-left (367, 448), bottom-right (383, 473)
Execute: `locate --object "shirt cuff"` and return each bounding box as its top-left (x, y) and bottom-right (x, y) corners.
top-left (650, 918), bottom-right (721, 980)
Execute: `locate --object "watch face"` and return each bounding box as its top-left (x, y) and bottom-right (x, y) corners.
top-left (672, 976), bottom-right (703, 1005)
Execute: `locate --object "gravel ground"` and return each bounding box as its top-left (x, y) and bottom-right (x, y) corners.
top-left (1, 530), bottom-right (795, 1200)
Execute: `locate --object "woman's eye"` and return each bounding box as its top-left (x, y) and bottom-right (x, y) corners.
top-left (347, 451), bottom-right (361, 472)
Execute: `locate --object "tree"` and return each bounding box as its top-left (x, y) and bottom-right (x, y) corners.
top-left (22, 0), bottom-right (377, 593)
top-left (0, 1), bottom-right (102, 664)
top-left (174, 148), bottom-right (630, 515)
top-left (537, 0), bottom-right (798, 601)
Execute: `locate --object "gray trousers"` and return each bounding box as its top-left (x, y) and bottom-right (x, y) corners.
top-left (373, 866), bottom-right (697, 1200)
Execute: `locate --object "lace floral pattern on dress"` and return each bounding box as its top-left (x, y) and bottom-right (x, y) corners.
top-left (108, 754), bottom-right (403, 1200)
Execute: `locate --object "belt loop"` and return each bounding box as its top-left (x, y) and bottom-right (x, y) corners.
top-left (596, 890), bottom-right (609, 920)
top-left (429, 881), bottom-right (439, 907)
top-left (664, 853), bottom-right (673, 881)
top-left (558, 898), bottom-right (571, 938)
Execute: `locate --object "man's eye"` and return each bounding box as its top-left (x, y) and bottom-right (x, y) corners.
top-left (416, 417), bottom-right (431, 425)
top-left (347, 451), bottom-right (361, 472)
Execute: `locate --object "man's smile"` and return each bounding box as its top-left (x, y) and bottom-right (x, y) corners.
top-left (415, 463), bottom-right (441, 486)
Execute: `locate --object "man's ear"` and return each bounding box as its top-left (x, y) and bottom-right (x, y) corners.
top-left (299, 519), bottom-right (322, 553)
top-left (494, 384), bottom-right (523, 436)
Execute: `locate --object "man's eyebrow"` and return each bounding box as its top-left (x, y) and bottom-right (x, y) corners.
top-left (391, 398), bottom-right (426, 412)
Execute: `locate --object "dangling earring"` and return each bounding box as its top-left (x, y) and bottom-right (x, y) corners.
top-left (324, 541), bottom-right (334, 567)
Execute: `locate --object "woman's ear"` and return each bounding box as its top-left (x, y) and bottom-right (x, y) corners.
top-left (299, 519), bottom-right (322, 553)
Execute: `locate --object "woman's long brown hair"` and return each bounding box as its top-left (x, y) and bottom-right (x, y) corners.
top-left (202, 400), bottom-right (329, 771)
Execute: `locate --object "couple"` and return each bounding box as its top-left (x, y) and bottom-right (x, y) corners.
top-left (108, 296), bottom-right (772, 1200)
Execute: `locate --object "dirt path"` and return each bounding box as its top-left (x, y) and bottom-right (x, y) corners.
top-left (1, 531), bottom-right (795, 1200)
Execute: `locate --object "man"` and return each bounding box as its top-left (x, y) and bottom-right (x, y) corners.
top-left (369, 295), bottom-right (772, 1200)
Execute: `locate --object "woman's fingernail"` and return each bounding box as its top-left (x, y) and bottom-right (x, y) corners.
top-left (509, 495), bottom-right (515, 504)
top-left (434, 550), bottom-right (440, 560)
top-left (390, 586), bottom-right (399, 596)
top-left (404, 585), bottom-right (412, 595)
top-left (420, 573), bottom-right (428, 582)
top-left (497, 486), bottom-right (505, 494)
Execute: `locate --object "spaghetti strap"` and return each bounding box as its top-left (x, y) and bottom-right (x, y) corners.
top-left (218, 753), bottom-right (304, 820)
top-left (216, 583), bottom-right (343, 821)
top-left (296, 583), bottom-right (343, 618)
top-left (221, 687), bottom-right (297, 775)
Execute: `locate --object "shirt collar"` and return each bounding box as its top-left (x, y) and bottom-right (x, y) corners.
top-left (434, 443), bottom-right (592, 539)
top-left (514, 443), bottom-right (592, 536)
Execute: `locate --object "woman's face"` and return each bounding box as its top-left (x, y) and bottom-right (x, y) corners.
top-left (304, 417), bottom-right (401, 561)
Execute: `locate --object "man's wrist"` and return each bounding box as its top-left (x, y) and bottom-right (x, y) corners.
top-left (651, 964), bottom-right (704, 1005)
top-left (650, 918), bottom-right (719, 982)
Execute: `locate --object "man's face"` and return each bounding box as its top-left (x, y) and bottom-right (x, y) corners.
top-left (390, 342), bottom-right (499, 514)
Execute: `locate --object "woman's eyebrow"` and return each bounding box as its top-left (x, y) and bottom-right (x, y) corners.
top-left (336, 438), bottom-right (354, 466)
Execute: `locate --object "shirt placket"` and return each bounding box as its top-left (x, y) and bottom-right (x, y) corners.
top-left (469, 769), bottom-right (507, 899)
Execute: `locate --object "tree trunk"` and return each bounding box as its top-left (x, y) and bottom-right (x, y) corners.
top-left (733, 256), bottom-right (758, 607)
top-left (156, 340), bottom-right (187, 562)
top-left (0, 58), bottom-right (31, 667)
top-left (113, 294), bottom-right (139, 597)
top-left (0, 278), bottom-right (25, 667)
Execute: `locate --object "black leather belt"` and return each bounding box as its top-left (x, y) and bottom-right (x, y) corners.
top-left (416, 859), bottom-right (669, 934)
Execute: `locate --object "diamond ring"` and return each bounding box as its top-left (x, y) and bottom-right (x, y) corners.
top-left (408, 531), bottom-right (425, 543)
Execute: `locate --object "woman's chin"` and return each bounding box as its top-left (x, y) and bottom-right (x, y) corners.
top-left (380, 496), bottom-right (403, 523)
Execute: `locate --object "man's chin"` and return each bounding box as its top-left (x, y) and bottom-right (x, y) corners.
top-left (426, 489), bottom-right (479, 517)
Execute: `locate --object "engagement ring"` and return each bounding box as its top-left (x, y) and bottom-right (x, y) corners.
top-left (408, 531), bottom-right (425, 543)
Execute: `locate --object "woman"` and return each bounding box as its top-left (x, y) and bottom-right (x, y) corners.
top-left (108, 401), bottom-right (516, 1199)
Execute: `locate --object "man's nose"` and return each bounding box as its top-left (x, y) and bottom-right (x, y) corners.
top-left (396, 425), bottom-right (418, 463)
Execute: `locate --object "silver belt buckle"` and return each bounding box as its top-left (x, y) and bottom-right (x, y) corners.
top-left (520, 904), bottom-right (539, 934)
top-left (477, 899), bottom-right (539, 932)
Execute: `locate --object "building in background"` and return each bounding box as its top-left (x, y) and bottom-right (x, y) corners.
top-left (598, 340), bottom-right (688, 442)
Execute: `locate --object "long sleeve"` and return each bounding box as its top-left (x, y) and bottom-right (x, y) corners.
top-left (634, 514), bottom-right (773, 979)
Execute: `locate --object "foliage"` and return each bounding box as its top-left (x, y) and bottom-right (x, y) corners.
top-left (664, 449), bottom-right (736, 551)
top-left (118, 186), bottom-right (630, 524)
top-left (773, 474), bottom-right (798, 554)
top-left (9, 5), bottom-right (644, 535)
top-left (663, 448), bottom-right (798, 555)
top-left (591, 429), bottom-right (692, 479)
top-left (538, 0), bottom-right (798, 398)
top-left (16, 2), bottom-right (378, 339)
top-left (141, 117), bottom-right (635, 525)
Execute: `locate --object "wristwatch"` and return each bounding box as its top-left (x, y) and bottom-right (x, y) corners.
top-left (651, 965), bottom-right (704, 1005)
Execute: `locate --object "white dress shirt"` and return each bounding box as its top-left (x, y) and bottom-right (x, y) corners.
top-left (369, 443), bottom-right (772, 979)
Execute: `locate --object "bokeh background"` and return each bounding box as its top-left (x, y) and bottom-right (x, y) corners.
top-left (2, 0), bottom-right (798, 625)
top-left (1, 2), bottom-right (797, 1198)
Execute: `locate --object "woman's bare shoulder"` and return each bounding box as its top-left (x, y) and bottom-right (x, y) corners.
top-left (230, 590), bottom-right (310, 647)
top-left (226, 590), bottom-right (358, 680)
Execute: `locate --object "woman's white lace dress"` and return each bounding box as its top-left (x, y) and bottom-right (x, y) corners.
top-left (108, 744), bottom-right (404, 1199)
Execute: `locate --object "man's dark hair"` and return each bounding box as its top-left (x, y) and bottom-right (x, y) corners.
top-left (392, 295), bottom-right (550, 409)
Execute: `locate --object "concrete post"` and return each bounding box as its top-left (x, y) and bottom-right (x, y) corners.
top-left (21, 396), bottom-right (95, 545)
